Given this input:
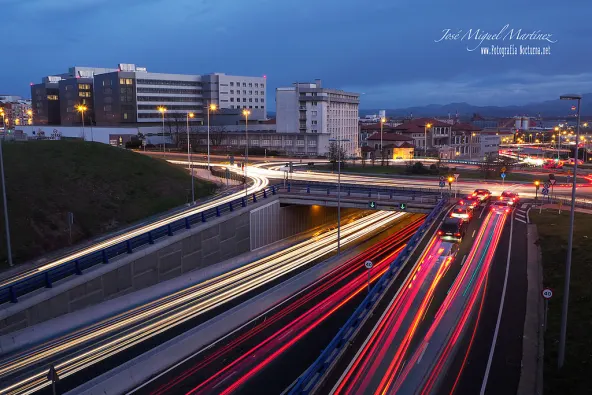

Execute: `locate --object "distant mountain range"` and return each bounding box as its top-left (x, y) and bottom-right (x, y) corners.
top-left (360, 93), bottom-right (592, 118)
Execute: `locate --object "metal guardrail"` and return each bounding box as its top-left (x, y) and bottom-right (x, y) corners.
top-left (289, 198), bottom-right (448, 394)
top-left (0, 184), bottom-right (281, 305)
top-left (0, 183), bottom-right (446, 306)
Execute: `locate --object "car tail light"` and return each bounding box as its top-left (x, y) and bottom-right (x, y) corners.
top-left (506, 208), bottom-right (510, 212)
top-left (472, 193), bottom-right (477, 196)
top-left (438, 231), bottom-right (443, 235)
top-left (455, 233), bottom-right (461, 237)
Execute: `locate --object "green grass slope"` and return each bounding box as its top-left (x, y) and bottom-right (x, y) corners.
top-left (0, 140), bottom-right (217, 267)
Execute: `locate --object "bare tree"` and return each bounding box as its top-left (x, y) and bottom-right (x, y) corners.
top-left (361, 155), bottom-right (366, 167)
top-left (167, 112), bottom-right (184, 145)
top-left (209, 125), bottom-right (227, 147)
top-left (479, 153), bottom-right (497, 179)
top-left (328, 142), bottom-right (347, 171)
top-left (371, 151), bottom-right (376, 166)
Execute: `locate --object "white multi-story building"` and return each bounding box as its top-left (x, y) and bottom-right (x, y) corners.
top-left (276, 80), bottom-right (360, 156)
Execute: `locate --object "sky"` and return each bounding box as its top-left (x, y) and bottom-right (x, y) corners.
top-left (1, 0), bottom-right (591, 110)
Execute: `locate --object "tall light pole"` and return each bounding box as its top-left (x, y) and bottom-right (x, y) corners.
top-left (329, 137), bottom-right (350, 255)
top-left (158, 106), bottom-right (167, 157)
top-left (380, 117), bottom-right (386, 159)
top-left (207, 103), bottom-right (217, 170)
top-left (557, 93), bottom-right (582, 369)
top-left (0, 134), bottom-right (12, 267)
top-left (0, 109), bottom-right (5, 140)
top-left (470, 132), bottom-right (476, 159)
top-left (75, 104), bottom-right (88, 141)
top-left (186, 112), bottom-right (195, 204)
top-left (242, 109), bottom-right (250, 198)
top-left (424, 122), bottom-right (432, 157)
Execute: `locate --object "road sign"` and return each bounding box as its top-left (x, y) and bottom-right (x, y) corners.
top-left (501, 173), bottom-right (506, 179)
top-left (501, 167), bottom-right (507, 173)
top-left (542, 187), bottom-right (549, 195)
top-left (439, 176), bottom-right (445, 181)
top-left (439, 181), bottom-right (445, 188)
top-left (544, 182), bottom-right (550, 189)
top-left (369, 201), bottom-right (376, 209)
top-left (229, 155), bottom-right (235, 165)
top-left (550, 179), bottom-right (557, 185)
top-left (454, 173), bottom-right (460, 180)
top-left (542, 288), bottom-right (553, 299)
top-left (365, 260), bottom-right (373, 269)
top-left (399, 203), bottom-right (407, 210)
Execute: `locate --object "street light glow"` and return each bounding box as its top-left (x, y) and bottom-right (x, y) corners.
top-left (242, 109), bottom-right (251, 116)
top-left (209, 104), bottom-right (217, 111)
top-left (188, 112), bottom-right (195, 118)
top-left (157, 106), bottom-right (167, 113)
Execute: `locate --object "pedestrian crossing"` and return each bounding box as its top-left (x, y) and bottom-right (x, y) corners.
top-left (515, 204), bottom-right (529, 224)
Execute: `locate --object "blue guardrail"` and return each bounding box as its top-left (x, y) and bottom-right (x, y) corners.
top-left (289, 198), bottom-right (447, 394)
top-left (0, 183), bottom-right (442, 305)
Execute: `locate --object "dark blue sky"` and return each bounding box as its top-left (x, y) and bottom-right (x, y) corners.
top-left (2, 0), bottom-right (591, 109)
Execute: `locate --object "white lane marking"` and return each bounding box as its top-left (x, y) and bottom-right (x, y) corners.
top-left (515, 218), bottom-right (526, 224)
top-left (516, 213), bottom-right (526, 219)
top-left (472, 230), bottom-right (476, 238)
top-left (480, 208), bottom-right (515, 394)
top-left (461, 254), bottom-right (468, 266)
top-left (479, 206), bottom-right (486, 219)
top-left (417, 342), bottom-right (430, 364)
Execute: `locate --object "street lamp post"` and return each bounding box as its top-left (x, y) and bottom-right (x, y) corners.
top-left (329, 137), bottom-right (350, 255)
top-left (158, 106), bottom-right (167, 157)
top-left (0, 136), bottom-right (13, 267)
top-left (0, 109), bottom-right (5, 140)
top-left (424, 122), bottom-right (432, 157)
top-left (242, 109), bottom-right (250, 198)
top-left (186, 112), bottom-right (195, 204)
top-left (380, 117), bottom-right (386, 160)
top-left (207, 103), bottom-right (217, 170)
top-left (557, 93), bottom-right (582, 369)
top-left (470, 132), bottom-right (477, 160)
top-left (75, 105), bottom-right (88, 141)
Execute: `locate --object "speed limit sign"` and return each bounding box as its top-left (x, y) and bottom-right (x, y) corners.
top-left (542, 288), bottom-right (553, 299)
top-left (365, 260), bottom-right (373, 269)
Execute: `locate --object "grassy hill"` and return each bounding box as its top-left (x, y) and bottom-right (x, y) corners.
top-left (0, 140), bottom-right (217, 267)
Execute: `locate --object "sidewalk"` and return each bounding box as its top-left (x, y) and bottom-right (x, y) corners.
top-left (518, 224), bottom-right (544, 395)
top-left (539, 203), bottom-right (592, 214)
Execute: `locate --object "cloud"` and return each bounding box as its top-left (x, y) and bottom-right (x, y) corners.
top-left (344, 71), bottom-right (592, 108)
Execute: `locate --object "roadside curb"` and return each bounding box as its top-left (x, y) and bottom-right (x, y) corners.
top-left (518, 223), bottom-right (543, 395)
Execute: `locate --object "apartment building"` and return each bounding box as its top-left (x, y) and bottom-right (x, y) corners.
top-left (392, 118), bottom-right (452, 152)
top-left (30, 64), bottom-right (266, 127)
top-left (276, 80), bottom-right (360, 156)
top-left (58, 77), bottom-right (94, 126)
top-left (31, 78), bottom-right (61, 125)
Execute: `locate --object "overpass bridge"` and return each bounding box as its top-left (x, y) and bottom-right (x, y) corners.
top-left (0, 182), bottom-right (443, 334)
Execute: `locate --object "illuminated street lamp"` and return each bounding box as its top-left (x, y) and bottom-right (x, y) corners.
top-left (470, 132), bottom-right (477, 159)
top-left (0, 108), bottom-right (12, 266)
top-left (556, 94), bottom-right (583, 369)
top-left (27, 110), bottom-right (33, 125)
top-left (380, 117), bottom-right (386, 158)
top-left (424, 122), bottom-right (432, 156)
top-left (157, 106), bottom-right (167, 157)
top-left (242, 109), bottom-right (250, 198)
top-left (207, 103), bottom-right (217, 170)
top-left (186, 112), bottom-right (195, 204)
top-left (75, 104), bottom-right (88, 141)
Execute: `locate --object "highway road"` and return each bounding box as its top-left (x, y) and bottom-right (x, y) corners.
top-left (315, 200), bottom-right (509, 395)
top-left (0, 211), bottom-right (404, 395)
top-left (132, 215), bottom-right (424, 395)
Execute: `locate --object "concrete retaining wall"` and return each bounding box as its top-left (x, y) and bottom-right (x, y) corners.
top-left (0, 206), bottom-right (251, 335)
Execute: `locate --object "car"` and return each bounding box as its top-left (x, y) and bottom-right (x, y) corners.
top-left (451, 204), bottom-right (473, 220)
top-left (472, 189), bottom-right (492, 202)
top-left (491, 200), bottom-right (512, 214)
top-left (567, 158), bottom-right (584, 165)
top-left (499, 191), bottom-right (520, 205)
top-left (438, 217), bottom-right (467, 242)
top-left (460, 197), bottom-right (479, 209)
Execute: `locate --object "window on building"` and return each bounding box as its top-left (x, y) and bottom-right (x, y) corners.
top-left (123, 113), bottom-right (128, 120)
top-left (242, 83), bottom-right (246, 87)
top-left (79, 92), bottom-right (91, 98)
top-left (230, 82), bottom-right (234, 86)
top-left (312, 110), bottom-right (317, 115)
top-left (261, 84), bottom-right (265, 88)
top-left (255, 83), bottom-right (259, 87)
top-left (120, 78), bottom-right (125, 85)
top-left (78, 84), bottom-right (90, 90)
top-left (104, 105), bottom-right (112, 111)
top-left (297, 140), bottom-right (304, 146)
top-left (249, 105), bottom-right (252, 108)
top-left (230, 98), bottom-right (234, 102)
top-left (243, 98), bottom-right (247, 102)
top-left (255, 98), bottom-right (259, 102)
top-left (47, 95), bottom-right (58, 100)
top-left (249, 90), bottom-right (252, 94)
top-left (308, 140), bottom-right (316, 146)
top-left (255, 106), bottom-right (258, 109)
top-left (261, 99), bottom-right (265, 103)
top-left (312, 101), bottom-right (317, 106)
top-left (104, 88), bottom-right (112, 94)
top-left (103, 80), bottom-right (112, 86)
top-left (243, 90), bottom-right (246, 94)
top-left (285, 140), bottom-right (293, 146)
top-left (230, 90), bottom-right (234, 94)
top-left (249, 98), bottom-right (252, 102)
top-left (312, 120), bottom-right (317, 125)
top-left (248, 83), bottom-right (252, 87)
